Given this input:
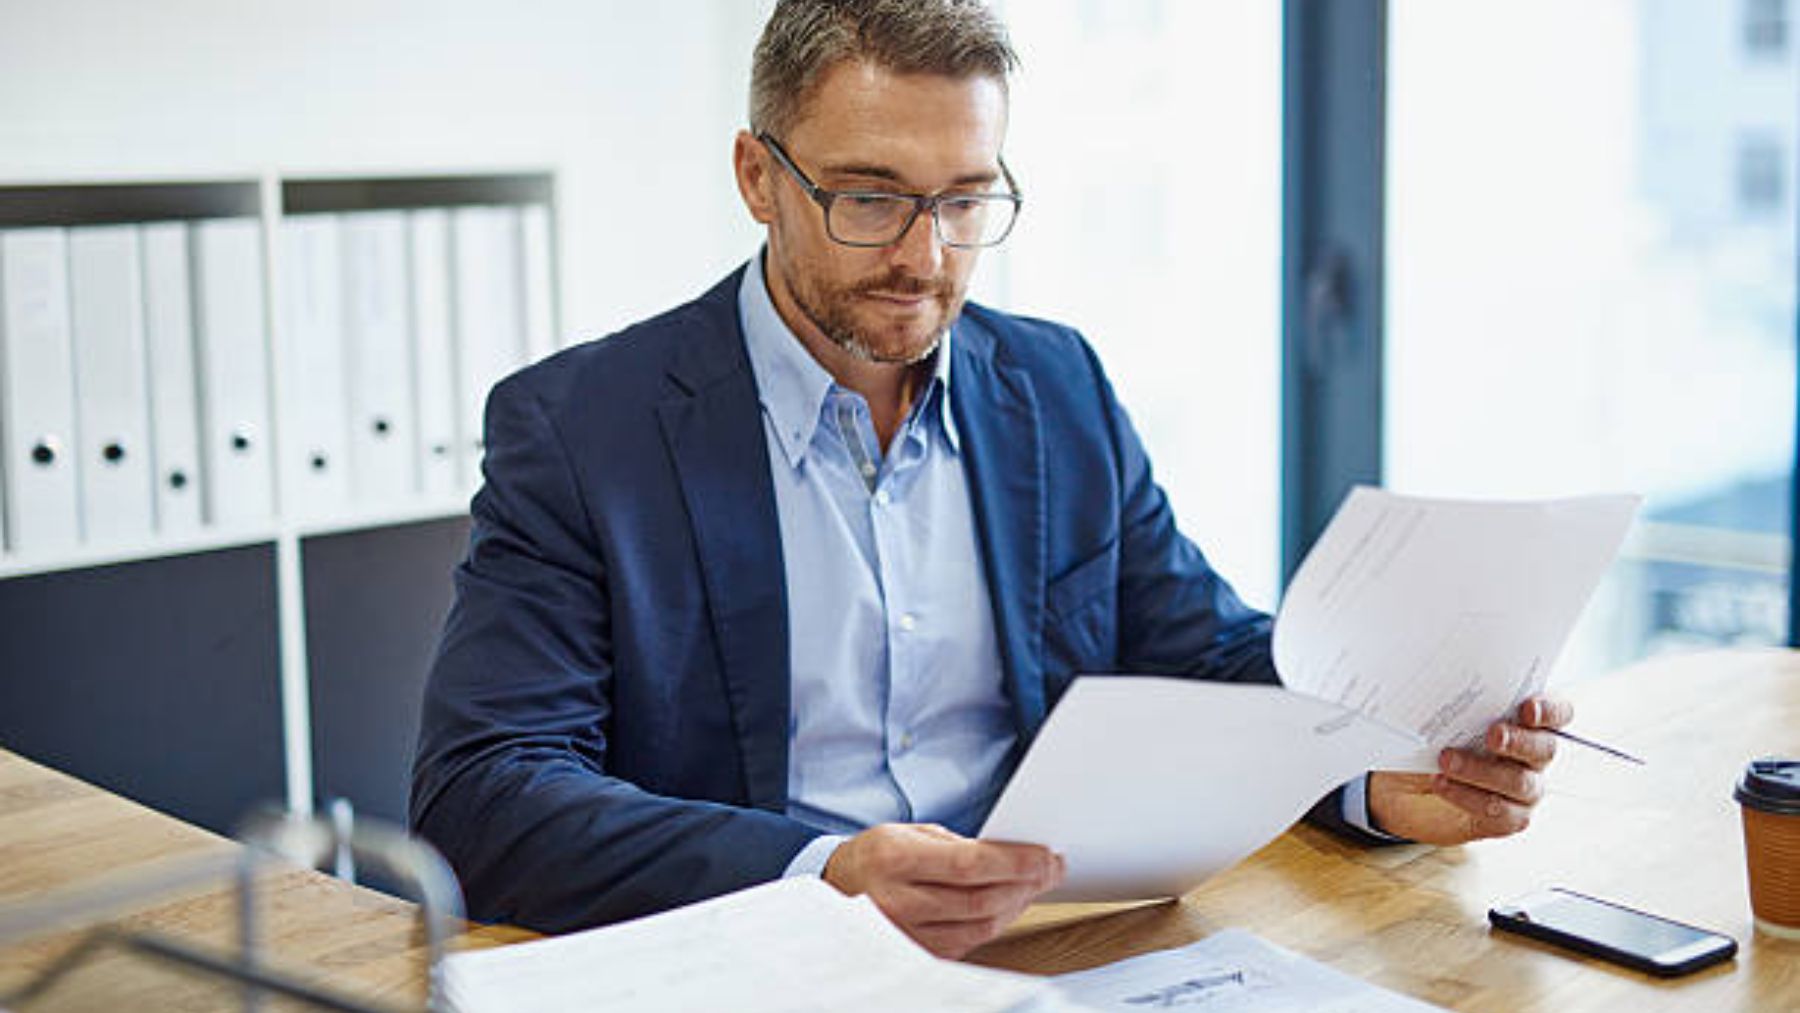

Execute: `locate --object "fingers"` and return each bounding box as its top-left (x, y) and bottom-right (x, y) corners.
top-left (879, 876), bottom-right (1049, 928)
top-left (1430, 771), bottom-right (1534, 838)
top-left (911, 917), bottom-right (1010, 959)
top-left (1517, 695), bottom-right (1574, 730)
top-left (826, 824), bottom-right (1065, 959)
top-left (1484, 722), bottom-right (1558, 770)
top-left (1441, 748), bottom-right (1545, 806)
top-left (906, 833), bottom-right (1063, 889)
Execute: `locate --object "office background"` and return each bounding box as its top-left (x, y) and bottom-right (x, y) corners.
top-left (0, 1), bottom-right (1793, 853)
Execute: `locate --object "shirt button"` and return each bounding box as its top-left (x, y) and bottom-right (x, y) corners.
top-left (898, 613), bottom-right (918, 632)
top-left (875, 489), bottom-right (892, 506)
top-left (898, 732), bottom-right (915, 752)
top-left (860, 462), bottom-right (877, 479)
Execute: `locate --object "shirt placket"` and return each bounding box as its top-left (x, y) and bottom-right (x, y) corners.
top-left (832, 392), bottom-right (934, 821)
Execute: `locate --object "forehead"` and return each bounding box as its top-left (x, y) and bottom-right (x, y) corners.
top-left (785, 60), bottom-right (1008, 184)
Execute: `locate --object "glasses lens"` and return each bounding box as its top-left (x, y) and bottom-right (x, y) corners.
top-left (936, 195), bottom-right (1017, 247)
top-left (828, 194), bottom-right (917, 245)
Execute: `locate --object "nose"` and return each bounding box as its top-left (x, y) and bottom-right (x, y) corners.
top-left (888, 203), bottom-right (946, 277)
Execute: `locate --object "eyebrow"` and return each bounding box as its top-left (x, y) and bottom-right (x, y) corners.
top-left (819, 161), bottom-right (1002, 189)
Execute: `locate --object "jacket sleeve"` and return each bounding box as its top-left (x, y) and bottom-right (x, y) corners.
top-left (409, 374), bottom-right (820, 933)
top-left (1079, 339), bottom-right (1400, 846)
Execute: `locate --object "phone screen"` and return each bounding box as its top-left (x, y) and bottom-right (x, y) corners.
top-left (1515, 891), bottom-right (1711, 955)
top-left (1491, 888), bottom-right (1735, 975)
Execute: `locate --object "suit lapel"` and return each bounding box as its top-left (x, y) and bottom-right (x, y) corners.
top-left (951, 320), bottom-right (1048, 738)
top-left (655, 283), bottom-right (791, 812)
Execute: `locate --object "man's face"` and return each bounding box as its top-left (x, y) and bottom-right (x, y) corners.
top-left (745, 61), bottom-right (1009, 366)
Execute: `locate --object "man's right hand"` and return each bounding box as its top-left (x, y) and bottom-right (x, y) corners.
top-left (822, 823), bottom-right (1064, 959)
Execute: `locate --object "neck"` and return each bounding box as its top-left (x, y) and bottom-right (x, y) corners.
top-left (763, 259), bottom-right (935, 451)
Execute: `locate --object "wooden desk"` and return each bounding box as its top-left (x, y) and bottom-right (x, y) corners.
top-left (0, 748), bottom-right (526, 1010)
top-left (972, 648), bottom-right (1800, 1011)
top-left (2, 649), bottom-right (1795, 1010)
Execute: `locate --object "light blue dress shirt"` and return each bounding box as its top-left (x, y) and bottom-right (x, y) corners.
top-left (737, 256), bottom-right (1392, 880)
top-left (737, 254), bottom-right (1019, 878)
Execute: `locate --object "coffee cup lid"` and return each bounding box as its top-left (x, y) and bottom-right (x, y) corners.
top-left (1736, 758), bottom-right (1800, 815)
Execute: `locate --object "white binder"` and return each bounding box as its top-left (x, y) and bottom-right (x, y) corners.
top-left (140, 222), bottom-right (205, 536)
top-left (408, 209), bottom-right (461, 498)
top-left (520, 203), bottom-right (558, 361)
top-left (340, 210), bottom-right (416, 508)
top-left (275, 214), bottom-right (351, 521)
top-left (0, 228), bottom-right (83, 553)
top-left (450, 205), bottom-right (527, 488)
top-left (190, 217), bottom-right (274, 529)
top-left (68, 225), bottom-right (156, 545)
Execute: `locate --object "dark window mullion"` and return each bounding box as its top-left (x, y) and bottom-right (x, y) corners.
top-left (1281, 0), bottom-right (1388, 583)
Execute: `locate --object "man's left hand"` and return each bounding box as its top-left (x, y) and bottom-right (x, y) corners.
top-left (1367, 696), bottom-right (1573, 845)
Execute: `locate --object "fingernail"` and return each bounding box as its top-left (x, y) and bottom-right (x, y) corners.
top-left (1444, 751), bottom-right (1464, 775)
top-left (1496, 727), bottom-right (1511, 752)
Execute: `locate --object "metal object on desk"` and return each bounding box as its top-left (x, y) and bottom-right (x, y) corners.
top-left (0, 806), bottom-right (465, 1013)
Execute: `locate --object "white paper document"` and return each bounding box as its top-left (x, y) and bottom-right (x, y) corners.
top-left (1046, 929), bottom-right (1446, 1012)
top-left (981, 678), bottom-right (1420, 901)
top-left (1273, 487), bottom-right (1639, 771)
top-left (982, 488), bottom-right (1637, 900)
top-left (442, 877), bottom-right (1049, 1013)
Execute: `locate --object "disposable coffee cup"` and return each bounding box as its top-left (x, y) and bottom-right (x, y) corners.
top-left (1735, 757), bottom-right (1800, 939)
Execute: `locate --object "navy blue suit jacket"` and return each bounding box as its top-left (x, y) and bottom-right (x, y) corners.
top-left (411, 267), bottom-right (1362, 933)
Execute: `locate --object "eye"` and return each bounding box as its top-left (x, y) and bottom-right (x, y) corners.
top-left (844, 193), bottom-right (903, 208)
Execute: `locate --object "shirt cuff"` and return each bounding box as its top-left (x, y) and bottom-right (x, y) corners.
top-left (1341, 774), bottom-right (1408, 842)
top-left (782, 834), bottom-right (850, 879)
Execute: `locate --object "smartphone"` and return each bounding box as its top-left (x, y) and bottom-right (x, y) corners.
top-left (1488, 888), bottom-right (1737, 978)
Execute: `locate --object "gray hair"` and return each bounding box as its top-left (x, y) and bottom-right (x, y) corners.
top-left (749, 0), bottom-right (1019, 139)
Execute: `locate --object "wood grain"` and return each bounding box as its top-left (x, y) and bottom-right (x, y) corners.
top-left (969, 648), bottom-right (1800, 1011)
top-left (1, 648), bottom-right (1795, 1010)
top-left (0, 751), bottom-right (521, 1010)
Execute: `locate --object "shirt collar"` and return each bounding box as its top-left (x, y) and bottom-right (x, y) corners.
top-left (736, 250), bottom-right (961, 469)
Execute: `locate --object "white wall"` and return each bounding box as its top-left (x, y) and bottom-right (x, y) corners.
top-left (0, 0), bottom-right (771, 340)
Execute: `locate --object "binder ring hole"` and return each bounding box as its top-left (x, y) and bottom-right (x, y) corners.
top-left (102, 442), bottom-right (126, 464)
top-left (30, 440), bottom-right (57, 466)
top-left (373, 417), bottom-right (392, 437)
top-left (310, 453), bottom-right (329, 472)
top-left (169, 470), bottom-right (189, 491)
top-left (231, 430), bottom-right (253, 453)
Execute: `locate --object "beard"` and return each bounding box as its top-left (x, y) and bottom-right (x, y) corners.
top-left (786, 261), bottom-right (965, 366)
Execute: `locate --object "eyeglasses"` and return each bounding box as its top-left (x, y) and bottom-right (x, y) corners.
top-left (757, 133), bottom-right (1022, 249)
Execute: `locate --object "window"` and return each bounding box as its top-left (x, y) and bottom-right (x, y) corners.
top-left (1387, 0), bottom-right (1796, 677)
top-left (1745, 0), bottom-right (1790, 59)
top-left (1738, 134), bottom-right (1786, 217)
top-left (988, 0), bottom-right (1284, 607)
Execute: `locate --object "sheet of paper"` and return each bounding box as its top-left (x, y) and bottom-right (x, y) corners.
top-left (1042, 928), bottom-right (1447, 1012)
top-left (1273, 487), bottom-right (1639, 770)
top-left (980, 678), bottom-right (1420, 901)
top-left (441, 877), bottom-right (1047, 1013)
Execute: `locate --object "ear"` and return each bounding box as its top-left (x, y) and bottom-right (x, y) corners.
top-left (733, 130), bottom-right (777, 225)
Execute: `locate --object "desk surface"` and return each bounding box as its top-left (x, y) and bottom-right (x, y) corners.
top-left (1, 648), bottom-right (1796, 1011)
top-left (0, 748), bottom-right (525, 1008)
top-left (973, 647), bottom-right (1800, 1011)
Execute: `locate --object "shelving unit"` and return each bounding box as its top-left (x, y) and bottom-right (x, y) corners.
top-left (0, 171), bottom-right (559, 834)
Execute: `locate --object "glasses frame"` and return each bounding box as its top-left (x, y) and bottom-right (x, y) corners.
top-left (756, 132), bottom-right (1023, 249)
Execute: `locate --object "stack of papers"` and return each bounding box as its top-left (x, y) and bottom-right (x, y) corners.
top-left (983, 488), bottom-right (1638, 900)
top-left (442, 877), bottom-right (1049, 1013)
top-left (444, 876), bottom-right (1445, 1013)
top-left (1045, 929), bottom-right (1447, 1012)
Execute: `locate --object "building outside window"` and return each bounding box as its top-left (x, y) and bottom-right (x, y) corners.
top-left (1745, 0), bottom-right (1790, 59)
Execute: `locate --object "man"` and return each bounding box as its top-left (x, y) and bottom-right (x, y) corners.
top-left (411, 0), bottom-right (1571, 960)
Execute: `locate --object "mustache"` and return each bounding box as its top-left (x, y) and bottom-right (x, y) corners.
top-left (852, 270), bottom-right (953, 299)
